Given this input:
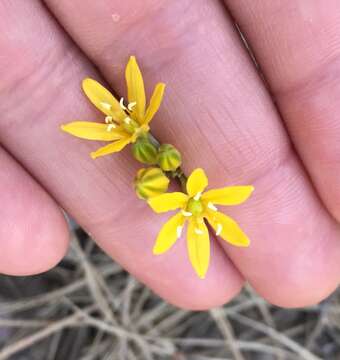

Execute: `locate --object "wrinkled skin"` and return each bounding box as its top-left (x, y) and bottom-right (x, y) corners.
top-left (0, 0), bottom-right (339, 310)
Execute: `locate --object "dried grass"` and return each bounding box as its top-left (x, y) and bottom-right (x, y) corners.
top-left (0, 226), bottom-right (339, 360)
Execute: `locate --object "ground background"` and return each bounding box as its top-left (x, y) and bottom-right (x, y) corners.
top-left (0, 225), bottom-right (339, 360)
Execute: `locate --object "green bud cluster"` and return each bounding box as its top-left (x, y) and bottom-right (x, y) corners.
top-left (132, 134), bottom-right (184, 200)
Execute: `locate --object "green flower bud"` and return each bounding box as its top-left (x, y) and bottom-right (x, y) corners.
top-left (134, 167), bottom-right (170, 200)
top-left (132, 137), bottom-right (158, 165)
top-left (157, 144), bottom-right (182, 171)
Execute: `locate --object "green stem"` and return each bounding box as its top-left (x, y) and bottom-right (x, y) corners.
top-left (171, 167), bottom-right (187, 192)
top-left (177, 170), bottom-right (188, 192)
top-left (147, 133), bottom-right (161, 148)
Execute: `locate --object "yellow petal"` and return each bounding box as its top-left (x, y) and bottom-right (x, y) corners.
top-left (143, 83), bottom-right (166, 125)
top-left (206, 211), bottom-right (250, 247)
top-left (187, 218), bottom-right (210, 279)
top-left (148, 192), bottom-right (188, 213)
top-left (202, 186), bottom-right (254, 206)
top-left (91, 137), bottom-right (131, 159)
top-left (82, 78), bottom-right (126, 122)
top-left (186, 168), bottom-right (208, 197)
top-left (125, 56), bottom-right (146, 121)
top-left (61, 122), bottom-right (126, 141)
top-left (153, 212), bottom-right (185, 254)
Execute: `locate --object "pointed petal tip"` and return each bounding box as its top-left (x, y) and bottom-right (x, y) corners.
top-left (81, 77), bottom-right (99, 93)
top-left (187, 168), bottom-right (208, 196)
top-left (234, 239), bottom-right (251, 248)
top-left (152, 247), bottom-right (163, 255)
top-left (60, 124), bottom-right (72, 133)
top-left (81, 77), bottom-right (91, 87)
top-left (198, 273), bottom-right (206, 280)
top-left (90, 152), bottom-right (98, 160)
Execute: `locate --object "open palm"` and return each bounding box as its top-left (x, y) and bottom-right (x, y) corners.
top-left (1, 0), bottom-right (339, 309)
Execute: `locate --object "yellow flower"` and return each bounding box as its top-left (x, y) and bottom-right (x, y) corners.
top-left (61, 56), bottom-right (165, 159)
top-left (148, 168), bottom-right (254, 279)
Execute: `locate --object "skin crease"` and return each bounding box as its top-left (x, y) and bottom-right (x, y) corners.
top-left (0, 0), bottom-right (339, 309)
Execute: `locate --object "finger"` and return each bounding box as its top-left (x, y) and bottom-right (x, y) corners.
top-left (0, 0), bottom-right (243, 309)
top-left (224, 0), bottom-right (340, 222)
top-left (0, 147), bottom-right (69, 275)
top-left (44, 0), bottom-right (340, 307)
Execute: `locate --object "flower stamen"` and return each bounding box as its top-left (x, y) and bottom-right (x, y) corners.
top-left (181, 210), bottom-right (192, 217)
top-left (216, 223), bottom-right (223, 236)
top-left (119, 97), bottom-right (128, 111)
top-left (207, 202), bottom-right (218, 211)
top-left (100, 102), bottom-right (112, 111)
top-left (124, 117), bottom-right (132, 125)
top-left (105, 116), bottom-right (113, 124)
top-left (128, 101), bottom-right (137, 111)
top-left (176, 226), bottom-right (183, 238)
top-left (194, 228), bottom-right (204, 235)
top-left (193, 192), bottom-right (202, 201)
top-left (107, 124), bottom-right (117, 132)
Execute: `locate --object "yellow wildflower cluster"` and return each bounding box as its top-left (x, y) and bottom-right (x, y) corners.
top-left (61, 56), bottom-right (254, 279)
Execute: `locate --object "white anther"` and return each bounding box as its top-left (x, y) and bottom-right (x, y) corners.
top-left (176, 226), bottom-right (183, 238)
top-left (107, 124), bottom-right (117, 132)
top-left (105, 116), bottom-right (113, 124)
top-left (207, 202), bottom-right (218, 211)
top-left (119, 97), bottom-right (128, 111)
top-left (181, 210), bottom-right (192, 217)
top-left (193, 192), bottom-right (202, 201)
top-left (124, 117), bottom-right (132, 125)
top-left (127, 101), bottom-right (137, 111)
top-left (216, 223), bottom-right (223, 236)
top-left (194, 228), bottom-right (204, 235)
top-left (100, 102), bottom-right (112, 110)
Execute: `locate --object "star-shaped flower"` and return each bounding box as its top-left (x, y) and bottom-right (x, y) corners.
top-left (148, 168), bottom-right (254, 279)
top-left (61, 56), bottom-right (165, 159)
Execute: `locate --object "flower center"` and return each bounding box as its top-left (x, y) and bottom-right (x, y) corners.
top-left (120, 97), bottom-right (136, 113)
top-left (122, 116), bottom-right (140, 134)
top-left (118, 98), bottom-right (148, 137)
top-left (186, 198), bottom-right (204, 216)
top-left (105, 116), bottom-right (117, 132)
top-left (101, 98), bottom-right (140, 134)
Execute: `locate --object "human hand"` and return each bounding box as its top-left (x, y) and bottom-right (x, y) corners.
top-left (0, 0), bottom-right (339, 309)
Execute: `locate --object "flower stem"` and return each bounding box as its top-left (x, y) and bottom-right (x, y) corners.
top-left (177, 171), bottom-right (187, 192)
top-left (148, 133), bottom-right (161, 148)
top-left (171, 167), bottom-right (187, 192)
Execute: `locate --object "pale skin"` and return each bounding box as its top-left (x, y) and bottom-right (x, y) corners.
top-left (0, 0), bottom-right (340, 310)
